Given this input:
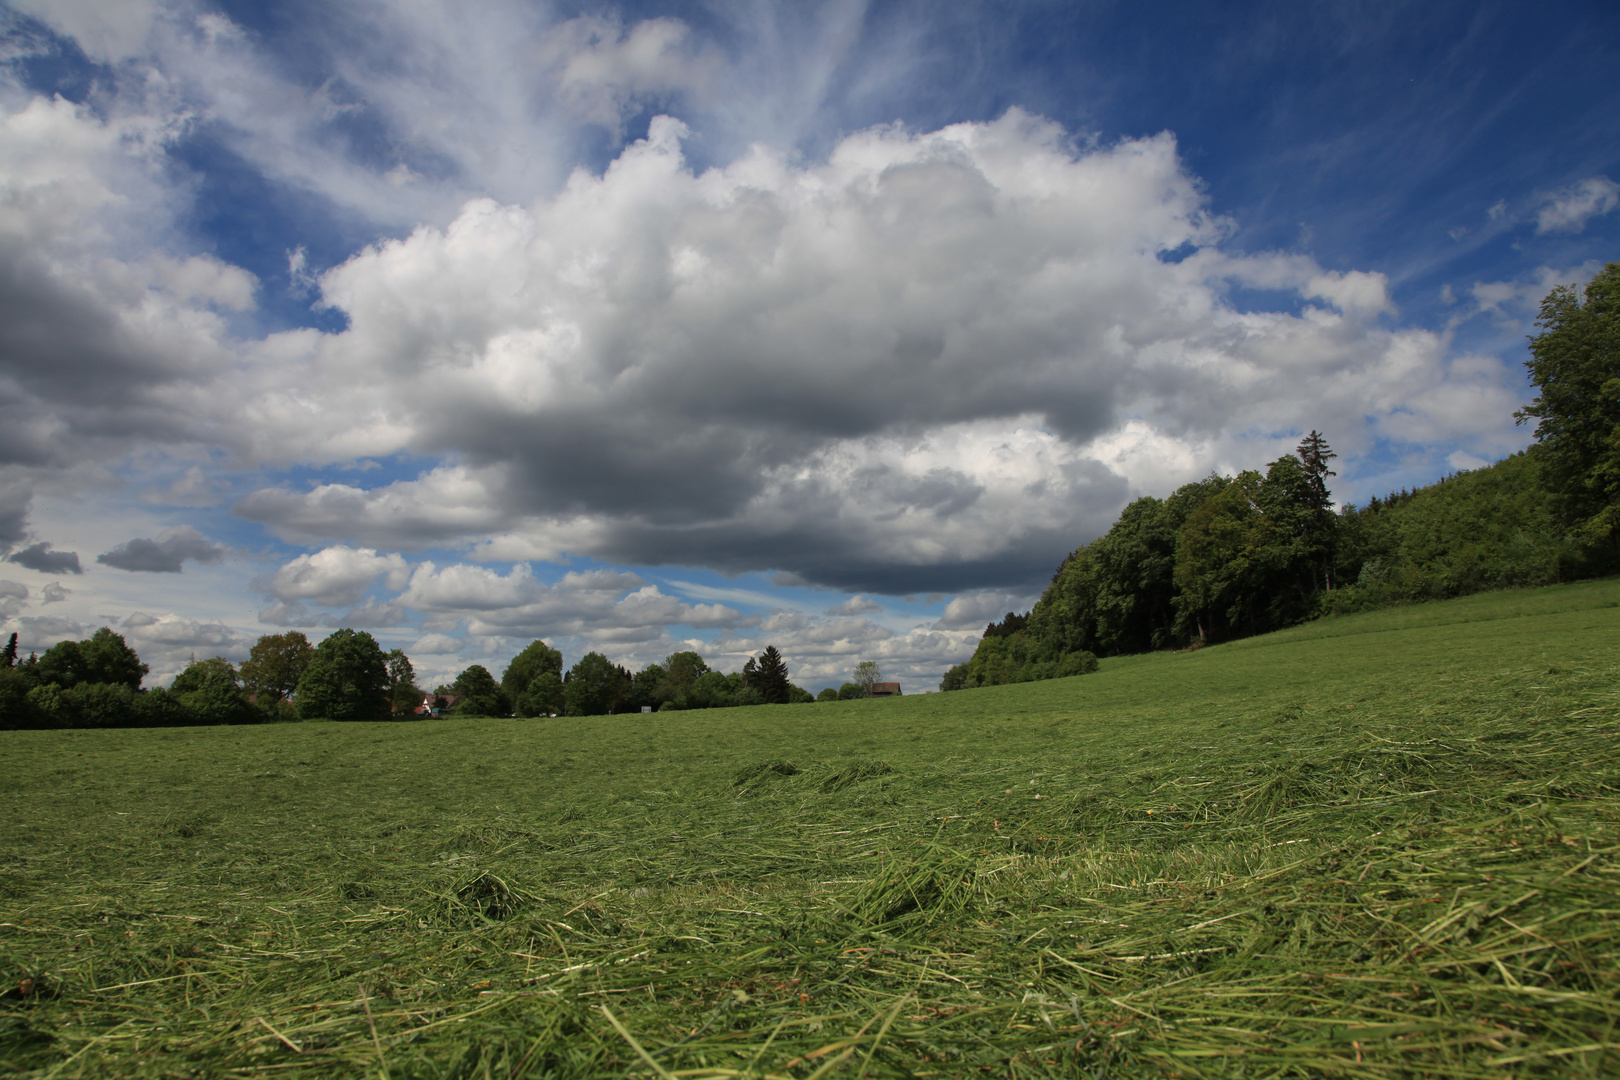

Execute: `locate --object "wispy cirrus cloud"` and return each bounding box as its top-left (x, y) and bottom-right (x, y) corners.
top-left (1535, 176), bottom-right (1619, 234)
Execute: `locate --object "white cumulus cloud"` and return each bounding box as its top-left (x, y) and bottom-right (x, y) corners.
top-left (263, 546), bottom-right (412, 608)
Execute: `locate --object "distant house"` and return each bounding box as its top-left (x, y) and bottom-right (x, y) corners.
top-left (416, 693), bottom-right (459, 717)
top-left (869, 682), bottom-right (901, 698)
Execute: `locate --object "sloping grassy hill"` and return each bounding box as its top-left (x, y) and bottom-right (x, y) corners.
top-left (2, 579), bottom-right (1617, 1077)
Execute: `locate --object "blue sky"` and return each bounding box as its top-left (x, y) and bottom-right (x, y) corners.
top-left (0, 0), bottom-right (1615, 692)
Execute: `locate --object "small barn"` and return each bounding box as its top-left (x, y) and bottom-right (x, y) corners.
top-left (869, 682), bottom-right (901, 697)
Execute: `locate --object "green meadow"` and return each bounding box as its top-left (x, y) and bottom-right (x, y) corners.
top-left (3, 580), bottom-right (1618, 1078)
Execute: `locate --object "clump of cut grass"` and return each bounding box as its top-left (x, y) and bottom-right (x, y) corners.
top-left (731, 759), bottom-right (802, 788)
top-left (444, 870), bottom-right (535, 923)
top-left (842, 843), bottom-right (984, 927)
top-left (820, 758), bottom-right (894, 792)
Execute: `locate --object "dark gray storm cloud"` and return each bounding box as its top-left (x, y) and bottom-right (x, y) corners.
top-left (0, 247), bottom-right (220, 468)
top-left (0, 482), bottom-right (29, 553)
top-left (7, 542), bottom-right (83, 575)
top-left (96, 526), bottom-right (227, 573)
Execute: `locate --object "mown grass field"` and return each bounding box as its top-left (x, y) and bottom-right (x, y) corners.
top-left (3, 580), bottom-right (1618, 1078)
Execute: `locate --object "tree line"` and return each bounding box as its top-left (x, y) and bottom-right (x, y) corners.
top-left (436, 641), bottom-right (822, 720)
top-left (0, 623), bottom-right (894, 728)
top-left (944, 263), bottom-right (1619, 690)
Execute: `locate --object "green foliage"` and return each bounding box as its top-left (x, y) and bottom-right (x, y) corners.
top-left (24, 682), bottom-right (68, 726)
top-left (68, 681), bottom-right (143, 727)
top-left (1171, 455), bottom-right (1338, 642)
top-left (816, 687), bottom-right (838, 702)
top-left (1024, 477), bottom-right (1222, 662)
top-left (0, 629), bottom-right (163, 728)
top-left (20, 680), bottom-right (136, 728)
top-left (564, 651), bottom-right (630, 716)
top-left (170, 657), bottom-right (259, 725)
top-left (1517, 261), bottom-right (1620, 546)
top-left (942, 628), bottom-right (1098, 689)
top-left (500, 639), bottom-right (563, 711)
top-left (615, 650), bottom-right (808, 713)
top-left (0, 636), bottom-right (291, 730)
top-left (35, 627), bottom-right (148, 690)
top-left (240, 632), bottom-right (313, 706)
top-left (384, 648), bottom-right (421, 715)
top-left (2, 581), bottom-right (1616, 1077)
top-left (0, 666), bottom-right (37, 728)
top-left (295, 629), bottom-right (390, 721)
top-left (516, 670), bottom-right (563, 718)
top-left (659, 651), bottom-right (708, 705)
top-left (1324, 451), bottom-right (1598, 613)
top-left (626, 663), bottom-right (665, 712)
top-left (450, 664), bottom-right (509, 717)
top-left (133, 686), bottom-right (190, 727)
top-left (850, 659), bottom-right (881, 696)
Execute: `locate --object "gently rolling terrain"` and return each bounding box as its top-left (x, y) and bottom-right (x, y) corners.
top-left (2, 578), bottom-right (1618, 1077)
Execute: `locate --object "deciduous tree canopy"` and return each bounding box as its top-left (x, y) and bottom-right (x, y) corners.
top-left (564, 652), bottom-right (629, 717)
top-left (1517, 261), bottom-right (1620, 548)
top-left (295, 629), bottom-right (389, 722)
top-left (450, 664), bottom-right (508, 717)
top-left (36, 628), bottom-right (147, 690)
top-left (500, 640), bottom-right (564, 717)
top-left (240, 632), bottom-right (314, 706)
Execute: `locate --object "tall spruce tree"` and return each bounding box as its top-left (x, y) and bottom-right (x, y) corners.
top-left (754, 646), bottom-right (790, 704)
top-left (1294, 430), bottom-right (1339, 590)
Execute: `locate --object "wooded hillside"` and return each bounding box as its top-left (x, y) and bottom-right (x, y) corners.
top-left (945, 263), bottom-right (1619, 691)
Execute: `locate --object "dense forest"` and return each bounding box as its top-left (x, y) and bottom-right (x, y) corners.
top-left (945, 263), bottom-right (1619, 690)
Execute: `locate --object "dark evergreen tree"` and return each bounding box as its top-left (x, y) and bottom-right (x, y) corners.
top-left (754, 645), bottom-right (790, 704)
top-left (1293, 430), bottom-right (1340, 590)
top-left (2, 633), bottom-right (16, 667)
top-left (1296, 430), bottom-right (1337, 509)
top-left (981, 612), bottom-right (1029, 639)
